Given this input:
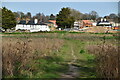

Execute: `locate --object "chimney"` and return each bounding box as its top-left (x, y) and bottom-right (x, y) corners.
top-left (101, 18), bottom-right (103, 22)
top-left (104, 18), bottom-right (107, 21)
top-left (34, 19), bottom-right (38, 24)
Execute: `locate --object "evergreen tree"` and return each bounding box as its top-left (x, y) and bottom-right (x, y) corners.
top-left (49, 14), bottom-right (56, 20)
top-left (2, 7), bottom-right (16, 31)
top-left (26, 12), bottom-right (32, 19)
top-left (0, 8), bottom-right (2, 27)
top-left (56, 7), bottom-right (75, 29)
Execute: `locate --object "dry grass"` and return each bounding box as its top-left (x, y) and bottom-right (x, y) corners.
top-left (2, 33), bottom-right (118, 78)
top-left (86, 43), bottom-right (118, 78)
top-left (86, 26), bottom-right (109, 33)
top-left (2, 37), bottom-right (64, 77)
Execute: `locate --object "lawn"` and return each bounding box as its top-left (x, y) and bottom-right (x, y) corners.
top-left (2, 32), bottom-right (118, 79)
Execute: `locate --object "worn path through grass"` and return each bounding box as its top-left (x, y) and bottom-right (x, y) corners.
top-left (55, 35), bottom-right (96, 78)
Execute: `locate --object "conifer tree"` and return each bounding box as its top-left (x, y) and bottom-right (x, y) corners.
top-left (2, 7), bottom-right (16, 31)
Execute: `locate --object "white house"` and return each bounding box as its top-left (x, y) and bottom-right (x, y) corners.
top-left (15, 19), bottom-right (50, 32)
top-left (74, 21), bottom-right (81, 27)
top-left (110, 22), bottom-right (120, 27)
top-left (97, 18), bottom-right (112, 27)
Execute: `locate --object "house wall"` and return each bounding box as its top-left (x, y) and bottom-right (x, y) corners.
top-left (74, 21), bottom-right (81, 27)
top-left (16, 24), bottom-right (50, 32)
top-left (92, 23), bottom-right (97, 26)
top-left (83, 22), bottom-right (92, 27)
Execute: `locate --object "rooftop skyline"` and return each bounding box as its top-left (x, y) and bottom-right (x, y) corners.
top-left (2, 2), bottom-right (118, 17)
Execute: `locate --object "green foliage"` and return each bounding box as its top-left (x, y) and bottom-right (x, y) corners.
top-left (80, 49), bottom-right (85, 54)
top-left (26, 12), bottom-right (32, 19)
top-left (49, 14), bottom-right (56, 20)
top-left (27, 56), bottom-right (68, 78)
top-left (2, 7), bottom-right (16, 30)
top-left (56, 7), bottom-right (75, 29)
top-left (0, 8), bottom-right (2, 26)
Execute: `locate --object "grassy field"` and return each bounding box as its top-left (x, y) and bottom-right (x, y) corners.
top-left (2, 32), bottom-right (119, 79)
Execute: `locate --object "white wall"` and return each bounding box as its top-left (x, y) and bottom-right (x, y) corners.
top-left (92, 23), bottom-right (97, 26)
top-left (74, 21), bottom-right (81, 27)
top-left (16, 24), bottom-right (50, 32)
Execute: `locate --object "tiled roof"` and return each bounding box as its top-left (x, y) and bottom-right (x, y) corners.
top-left (46, 22), bottom-right (54, 24)
top-left (82, 20), bottom-right (92, 24)
top-left (18, 20), bottom-right (46, 25)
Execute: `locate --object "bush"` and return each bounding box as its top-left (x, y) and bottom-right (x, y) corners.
top-left (86, 44), bottom-right (118, 78)
top-left (80, 49), bottom-right (85, 54)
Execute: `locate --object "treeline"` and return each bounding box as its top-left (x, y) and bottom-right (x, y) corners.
top-left (10, 7), bottom-right (120, 24)
top-left (13, 8), bottom-right (99, 22)
top-left (1, 7), bottom-right (120, 30)
top-left (14, 12), bottom-right (56, 23)
top-left (13, 7), bottom-right (119, 29)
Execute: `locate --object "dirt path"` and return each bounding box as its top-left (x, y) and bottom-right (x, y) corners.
top-left (61, 46), bottom-right (79, 78)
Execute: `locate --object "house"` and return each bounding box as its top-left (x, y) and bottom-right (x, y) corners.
top-left (46, 22), bottom-right (56, 31)
top-left (15, 19), bottom-right (50, 32)
top-left (74, 21), bottom-right (81, 27)
top-left (92, 22), bottom-right (97, 26)
top-left (81, 20), bottom-right (93, 28)
top-left (110, 22), bottom-right (120, 30)
top-left (74, 20), bottom-right (93, 28)
top-left (48, 20), bottom-right (58, 27)
top-left (97, 18), bottom-right (112, 29)
top-left (46, 22), bottom-right (54, 27)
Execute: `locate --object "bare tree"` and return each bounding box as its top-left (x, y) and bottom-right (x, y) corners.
top-left (70, 8), bottom-right (83, 20)
top-left (89, 11), bottom-right (99, 21)
top-left (26, 12), bottom-right (32, 19)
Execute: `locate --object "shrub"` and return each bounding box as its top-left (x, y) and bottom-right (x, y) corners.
top-left (86, 44), bottom-right (118, 78)
top-left (80, 49), bottom-right (85, 54)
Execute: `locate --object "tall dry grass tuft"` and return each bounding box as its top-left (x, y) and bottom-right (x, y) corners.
top-left (2, 38), bottom-right (34, 77)
top-left (86, 43), bottom-right (118, 78)
top-left (2, 37), bottom-right (64, 77)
